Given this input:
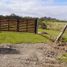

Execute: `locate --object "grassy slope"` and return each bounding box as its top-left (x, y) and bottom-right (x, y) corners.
top-left (0, 29), bottom-right (66, 44)
top-left (39, 29), bottom-right (67, 42)
top-left (40, 21), bottom-right (67, 42)
top-left (43, 21), bottom-right (67, 31)
top-left (0, 32), bottom-right (50, 44)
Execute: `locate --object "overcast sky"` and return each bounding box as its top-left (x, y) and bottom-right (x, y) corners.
top-left (0, 0), bottom-right (67, 20)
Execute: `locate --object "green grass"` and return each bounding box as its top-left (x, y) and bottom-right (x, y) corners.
top-left (0, 27), bottom-right (66, 44)
top-left (38, 29), bottom-right (67, 42)
top-left (0, 32), bottom-right (50, 44)
top-left (58, 53), bottom-right (67, 62)
top-left (42, 21), bottom-right (67, 31)
top-left (39, 21), bottom-right (67, 42)
top-left (63, 31), bottom-right (67, 42)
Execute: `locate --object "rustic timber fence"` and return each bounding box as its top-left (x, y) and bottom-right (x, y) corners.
top-left (0, 18), bottom-right (38, 33)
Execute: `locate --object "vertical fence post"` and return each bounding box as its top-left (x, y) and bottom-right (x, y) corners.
top-left (26, 19), bottom-right (28, 32)
top-left (0, 21), bottom-right (1, 31)
top-left (17, 19), bottom-right (19, 32)
top-left (8, 19), bottom-right (9, 31)
top-left (35, 18), bottom-right (38, 34)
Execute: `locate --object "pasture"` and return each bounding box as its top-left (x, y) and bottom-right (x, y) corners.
top-left (0, 21), bottom-right (67, 44)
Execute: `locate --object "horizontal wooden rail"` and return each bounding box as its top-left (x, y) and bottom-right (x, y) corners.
top-left (0, 18), bottom-right (38, 33)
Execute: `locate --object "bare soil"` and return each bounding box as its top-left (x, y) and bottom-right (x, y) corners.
top-left (0, 43), bottom-right (67, 67)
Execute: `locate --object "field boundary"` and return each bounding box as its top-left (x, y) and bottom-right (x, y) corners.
top-left (0, 18), bottom-right (38, 33)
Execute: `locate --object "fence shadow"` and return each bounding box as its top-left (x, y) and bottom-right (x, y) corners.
top-left (39, 34), bottom-right (54, 42)
top-left (0, 48), bottom-right (20, 54)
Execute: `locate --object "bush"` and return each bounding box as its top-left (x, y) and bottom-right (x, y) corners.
top-left (41, 23), bottom-right (47, 29)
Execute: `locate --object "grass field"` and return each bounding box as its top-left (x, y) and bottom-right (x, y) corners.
top-left (0, 29), bottom-right (66, 44)
top-left (42, 21), bottom-right (67, 31)
top-left (0, 32), bottom-right (50, 44)
top-left (39, 21), bottom-right (67, 42)
top-left (39, 29), bottom-right (67, 42)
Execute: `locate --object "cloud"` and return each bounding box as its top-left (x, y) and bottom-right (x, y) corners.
top-left (0, 0), bottom-right (67, 20)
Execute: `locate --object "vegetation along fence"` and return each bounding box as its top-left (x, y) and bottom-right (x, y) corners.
top-left (0, 18), bottom-right (38, 33)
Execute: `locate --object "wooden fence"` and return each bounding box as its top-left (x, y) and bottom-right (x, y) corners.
top-left (0, 18), bottom-right (38, 33)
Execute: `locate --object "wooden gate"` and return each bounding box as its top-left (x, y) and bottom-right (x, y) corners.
top-left (0, 18), bottom-right (38, 33)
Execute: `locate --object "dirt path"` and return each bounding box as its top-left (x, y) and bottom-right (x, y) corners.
top-left (0, 43), bottom-right (67, 67)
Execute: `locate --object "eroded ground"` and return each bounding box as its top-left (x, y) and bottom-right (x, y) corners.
top-left (0, 43), bottom-right (67, 67)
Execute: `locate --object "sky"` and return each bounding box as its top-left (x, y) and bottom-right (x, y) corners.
top-left (0, 0), bottom-right (67, 20)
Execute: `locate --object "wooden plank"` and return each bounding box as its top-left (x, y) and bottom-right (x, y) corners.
top-left (19, 29), bottom-right (27, 31)
top-left (19, 28), bottom-right (27, 29)
top-left (19, 25), bottom-right (26, 27)
top-left (28, 26), bottom-right (35, 28)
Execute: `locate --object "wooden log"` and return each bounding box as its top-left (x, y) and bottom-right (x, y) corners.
top-left (35, 18), bottom-right (38, 34)
top-left (55, 25), bottom-right (67, 43)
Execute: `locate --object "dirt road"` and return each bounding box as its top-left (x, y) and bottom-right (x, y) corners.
top-left (0, 43), bottom-right (67, 67)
